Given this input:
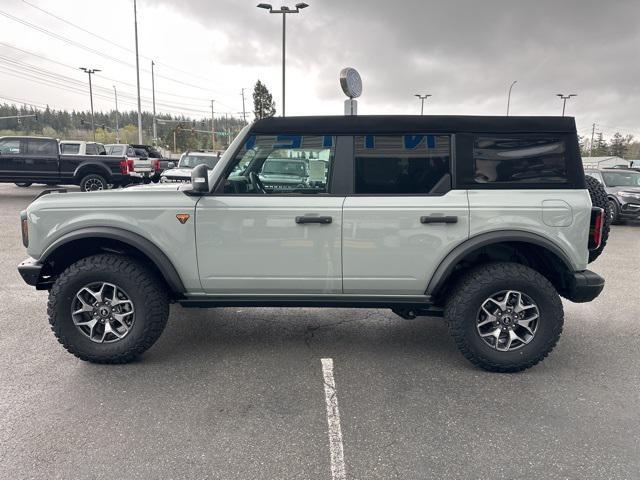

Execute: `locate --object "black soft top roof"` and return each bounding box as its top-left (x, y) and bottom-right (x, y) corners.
top-left (251, 115), bottom-right (577, 135)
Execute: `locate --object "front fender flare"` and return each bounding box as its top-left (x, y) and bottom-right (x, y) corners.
top-left (40, 226), bottom-right (185, 294)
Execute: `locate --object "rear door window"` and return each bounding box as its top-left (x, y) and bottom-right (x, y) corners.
top-left (86, 143), bottom-right (98, 155)
top-left (26, 139), bottom-right (57, 155)
top-left (354, 135), bottom-right (451, 194)
top-left (473, 137), bottom-right (567, 184)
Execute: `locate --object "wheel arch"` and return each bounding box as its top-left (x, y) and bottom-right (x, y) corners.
top-left (73, 162), bottom-right (112, 182)
top-left (39, 227), bottom-right (185, 297)
top-left (426, 231), bottom-right (575, 302)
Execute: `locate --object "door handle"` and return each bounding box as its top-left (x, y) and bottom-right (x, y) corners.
top-left (420, 215), bottom-right (458, 224)
top-left (295, 215), bottom-right (333, 225)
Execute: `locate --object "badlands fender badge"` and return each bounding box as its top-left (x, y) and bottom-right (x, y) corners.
top-left (176, 213), bottom-right (190, 224)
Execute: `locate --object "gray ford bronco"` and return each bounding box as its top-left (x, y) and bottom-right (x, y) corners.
top-left (18, 116), bottom-right (608, 372)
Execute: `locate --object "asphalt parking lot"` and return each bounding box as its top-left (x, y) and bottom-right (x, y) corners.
top-left (0, 182), bottom-right (639, 480)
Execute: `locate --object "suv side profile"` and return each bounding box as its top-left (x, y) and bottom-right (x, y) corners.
top-left (18, 116), bottom-right (606, 372)
top-left (585, 168), bottom-right (640, 223)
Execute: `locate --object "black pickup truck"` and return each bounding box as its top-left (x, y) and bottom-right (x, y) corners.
top-left (0, 136), bottom-right (139, 191)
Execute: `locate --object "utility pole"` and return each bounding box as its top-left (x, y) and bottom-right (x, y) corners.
top-left (257, 3), bottom-right (309, 117)
top-left (79, 67), bottom-right (100, 141)
top-left (113, 85), bottom-right (120, 143)
top-left (590, 123), bottom-right (596, 157)
top-left (224, 113), bottom-right (229, 147)
top-left (133, 0), bottom-right (143, 144)
top-left (210, 99), bottom-right (215, 148)
top-left (414, 94), bottom-right (431, 115)
top-left (506, 80), bottom-right (517, 116)
top-left (241, 88), bottom-right (247, 124)
top-left (556, 93), bottom-right (577, 117)
top-left (151, 60), bottom-right (157, 145)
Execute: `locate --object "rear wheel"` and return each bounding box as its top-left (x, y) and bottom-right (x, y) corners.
top-left (80, 174), bottom-right (108, 192)
top-left (15, 182), bottom-right (32, 187)
top-left (608, 199), bottom-right (622, 225)
top-left (445, 262), bottom-right (564, 373)
top-left (48, 254), bottom-right (169, 363)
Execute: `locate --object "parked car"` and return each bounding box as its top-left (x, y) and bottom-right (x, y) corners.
top-left (105, 144), bottom-right (159, 184)
top-left (59, 141), bottom-right (107, 156)
top-left (0, 136), bottom-right (140, 191)
top-left (586, 168), bottom-right (640, 223)
top-left (18, 115), bottom-right (608, 372)
top-left (160, 151), bottom-right (221, 183)
top-left (130, 144), bottom-right (168, 182)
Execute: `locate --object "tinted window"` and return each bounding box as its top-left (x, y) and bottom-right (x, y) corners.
top-left (179, 154), bottom-right (220, 169)
top-left (602, 171), bottom-right (640, 187)
top-left (134, 148), bottom-right (148, 157)
top-left (86, 144), bottom-right (98, 155)
top-left (474, 137), bottom-right (567, 184)
top-left (224, 135), bottom-right (335, 194)
top-left (97, 144), bottom-right (106, 155)
top-left (26, 139), bottom-right (57, 155)
top-left (109, 145), bottom-right (126, 156)
top-left (0, 139), bottom-right (22, 154)
top-left (354, 135), bottom-right (451, 194)
top-left (61, 143), bottom-right (80, 154)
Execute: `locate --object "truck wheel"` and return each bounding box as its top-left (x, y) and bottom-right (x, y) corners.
top-left (48, 254), bottom-right (169, 364)
top-left (584, 175), bottom-right (611, 262)
top-left (15, 182), bottom-right (32, 187)
top-left (80, 174), bottom-right (107, 192)
top-left (445, 262), bottom-right (564, 373)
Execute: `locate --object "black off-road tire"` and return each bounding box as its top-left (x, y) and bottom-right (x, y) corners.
top-left (48, 254), bottom-right (169, 364)
top-left (608, 199), bottom-right (622, 225)
top-left (445, 262), bottom-right (564, 373)
top-left (79, 173), bottom-right (108, 192)
top-left (585, 175), bottom-right (611, 262)
top-left (15, 182), bottom-right (32, 187)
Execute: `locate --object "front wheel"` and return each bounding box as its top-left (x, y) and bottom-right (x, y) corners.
top-left (48, 254), bottom-right (169, 363)
top-left (445, 262), bottom-right (564, 373)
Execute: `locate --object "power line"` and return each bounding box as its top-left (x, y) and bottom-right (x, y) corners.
top-left (21, 0), bottom-right (221, 87)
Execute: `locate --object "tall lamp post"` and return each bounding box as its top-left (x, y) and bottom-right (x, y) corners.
top-left (256, 2), bottom-right (309, 117)
top-left (79, 67), bottom-right (100, 141)
top-left (414, 94), bottom-right (432, 115)
top-left (113, 85), bottom-right (120, 143)
top-left (506, 80), bottom-right (517, 116)
top-left (556, 93), bottom-right (577, 116)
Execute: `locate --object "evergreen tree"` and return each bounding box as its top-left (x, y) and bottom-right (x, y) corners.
top-left (253, 80), bottom-right (276, 119)
top-left (609, 132), bottom-right (634, 158)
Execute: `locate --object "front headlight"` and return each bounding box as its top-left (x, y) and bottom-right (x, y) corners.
top-left (618, 191), bottom-right (640, 199)
top-left (20, 211), bottom-right (28, 247)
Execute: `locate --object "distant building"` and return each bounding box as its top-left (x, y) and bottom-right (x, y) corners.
top-left (582, 156), bottom-right (629, 169)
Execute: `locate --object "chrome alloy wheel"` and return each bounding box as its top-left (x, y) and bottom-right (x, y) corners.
top-left (71, 282), bottom-right (135, 343)
top-left (476, 290), bottom-right (539, 352)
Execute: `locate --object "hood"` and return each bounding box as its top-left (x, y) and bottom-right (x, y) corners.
top-left (162, 168), bottom-right (192, 178)
top-left (609, 186), bottom-right (640, 194)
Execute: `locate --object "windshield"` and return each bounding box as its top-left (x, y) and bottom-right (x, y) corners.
top-left (602, 171), bottom-right (640, 187)
top-left (179, 154), bottom-right (219, 169)
top-left (262, 160), bottom-right (308, 176)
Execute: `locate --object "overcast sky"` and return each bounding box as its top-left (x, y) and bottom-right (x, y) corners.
top-left (0, 0), bottom-right (638, 140)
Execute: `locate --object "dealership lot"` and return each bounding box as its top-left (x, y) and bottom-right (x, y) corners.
top-left (0, 183), bottom-right (638, 479)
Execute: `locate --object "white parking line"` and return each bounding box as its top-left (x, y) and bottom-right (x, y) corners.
top-left (321, 358), bottom-right (347, 480)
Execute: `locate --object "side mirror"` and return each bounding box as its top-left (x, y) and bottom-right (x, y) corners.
top-left (191, 163), bottom-right (209, 193)
top-left (167, 162), bottom-right (175, 169)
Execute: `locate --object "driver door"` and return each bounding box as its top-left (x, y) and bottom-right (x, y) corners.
top-left (195, 134), bottom-right (345, 294)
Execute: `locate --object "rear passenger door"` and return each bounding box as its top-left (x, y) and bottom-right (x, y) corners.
top-left (342, 134), bottom-right (469, 295)
top-left (23, 139), bottom-right (59, 183)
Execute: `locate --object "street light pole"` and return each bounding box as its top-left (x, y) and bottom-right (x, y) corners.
top-left (79, 67), bottom-right (100, 141)
top-left (210, 99), bottom-right (215, 148)
top-left (257, 3), bottom-right (309, 117)
top-left (113, 85), bottom-right (120, 143)
top-left (241, 88), bottom-right (247, 124)
top-left (133, 0), bottom-right (143, 143)
top-left (414, 94), bottom-right (431, 115)
top-left (556, 93), bottom-right (577, 117)
top-left (151, 61), bottom-right (157, 145)
top-left (506, 80), bottom-right (517, 116)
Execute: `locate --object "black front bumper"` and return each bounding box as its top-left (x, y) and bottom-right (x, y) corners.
top-left (564, 270), bottom-right (605, 303)
top-left (18, 257), bottom-right (44, 288)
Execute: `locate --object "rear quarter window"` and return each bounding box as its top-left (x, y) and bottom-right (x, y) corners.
top-left (474, 137), bottom-right (567, 184)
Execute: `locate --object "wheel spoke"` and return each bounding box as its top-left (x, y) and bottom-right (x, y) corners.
top-left (73, 295), bottom-right (94, 315)
top-left (112, 311), bottom-right (133, 326)
top-left (105, 322), bottom-right (123, 339)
